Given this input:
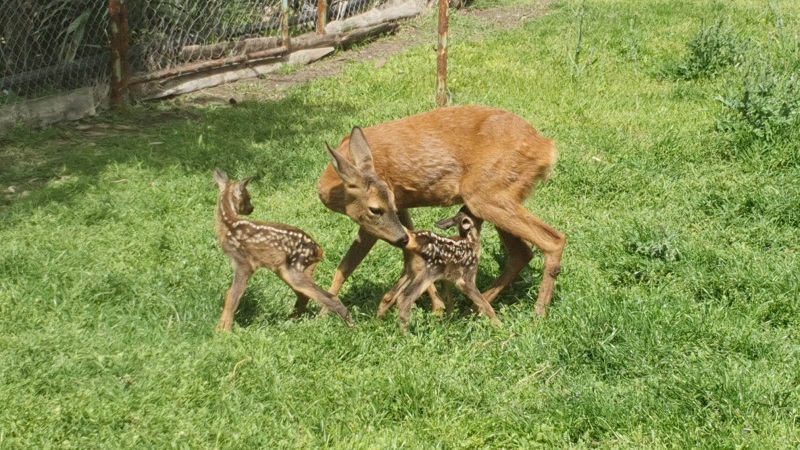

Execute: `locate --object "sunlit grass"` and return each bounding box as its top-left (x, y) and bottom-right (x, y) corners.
top-left (1, 0), bottom-right (798, 447)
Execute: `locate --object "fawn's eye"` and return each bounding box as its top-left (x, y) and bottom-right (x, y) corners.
top-left (368, 207), bottom-right (384, 216)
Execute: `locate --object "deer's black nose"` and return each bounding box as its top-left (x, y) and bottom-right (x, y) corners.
top-left (393, 234), bottom-right (410, 248)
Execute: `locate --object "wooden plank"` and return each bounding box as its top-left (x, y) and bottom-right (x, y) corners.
top-left (0, 87), bottom-right (97, 131)
top-left (134, 48), bottom-right (335, 100)
top-left (324, 1), bottom-right (422, 34)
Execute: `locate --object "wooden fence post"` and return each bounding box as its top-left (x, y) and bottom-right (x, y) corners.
top-left (317, 0), bottom-right (328, 35)
top-left (109, 0), bottom-right (131, 106)
top-left (282, 0), bottom-right (291, 49)
top-left (436, 0), bottom-right (449, 107)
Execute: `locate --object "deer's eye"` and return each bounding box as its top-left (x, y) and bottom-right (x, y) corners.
top-left (368, 207), bottom-right (384, 216)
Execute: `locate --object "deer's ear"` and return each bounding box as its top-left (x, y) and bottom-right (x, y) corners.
top-left (435, 216), bottom-right (457, 230)
top-left (238, 177), bottom-right (253, 193)
top-left (213, 168), bottom-right (228, 190)
top-left (460, 217), bottom-right (473, 231)
top-left (327, 142), bottom-right (362, 185)
top-left (348, 127), bottom-right (375, 173)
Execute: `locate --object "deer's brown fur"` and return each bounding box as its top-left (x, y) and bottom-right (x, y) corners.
top-left (214, 169), bottom-right (352, 331)
top-left (377, 207), bottom-right (500, 331)
top-left (318, 105), bottom-right (565, 318)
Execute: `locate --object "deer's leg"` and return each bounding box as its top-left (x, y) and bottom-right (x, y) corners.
top-left (481, 228), bottom-right (535, 304)
top-left (377, 272), bottom-right (411, 319)
top-left (279, 266), bottom-right (354, 327)
top-left (396, 276), bottom-right (432, 333)
top-left (458, 279), bottom-right (502, 326)
top-left (378, 272), bottom-right (408, 319)
top-left (216, 264), bottom-right (253, 332)
top-left (290, 263), bottom-right (316, 318)
top-left (468, 202), bottom-right (565, 318)
top-left (398, 209), bottom-right (447, 316)
top-left (441, 282), bottom-right (455, 315)
top-left (328, 226), bottom-right (378, 296)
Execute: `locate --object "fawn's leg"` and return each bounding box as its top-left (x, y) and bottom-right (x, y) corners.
top-left (396, 277), bottom-right (433, 333)
top-left (398, 209), bottom-right (447, 316)
top-left (290, 263), bottom-right (316, 318)
top-left (440, 282), bottom-right (454, 315)
top-left (459, 279), bottom-right (502, 326)
top-left (279, 266), bottom-right (354, 327)
top-left (216, 263), bottom-right (253, 332)
top-left (377, 272), bottom-right (411, 319)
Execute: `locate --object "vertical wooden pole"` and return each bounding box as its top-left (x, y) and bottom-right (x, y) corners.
top-left (109, 0), bottom-right (130, 106)
top-left (281, 0), bottom-right (291, 49)
top-left (436, 0), bottom-right (449, 107)
top-left (317, 0), bottom-right (328, 35)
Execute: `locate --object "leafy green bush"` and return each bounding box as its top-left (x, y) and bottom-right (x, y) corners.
top-left (665, 18), bottom-right (745, 80)
top-left (716, 59), bottom-right (800, 144)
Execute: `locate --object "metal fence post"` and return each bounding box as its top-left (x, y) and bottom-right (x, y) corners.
top-left (436, 0), bottom-right (449, 107)
top-left (109, 0), bottom-right (131, 106)
top-left (282, 0), bottom-right (291, 49)
top-left (317, 0), bottom-right (328, 35)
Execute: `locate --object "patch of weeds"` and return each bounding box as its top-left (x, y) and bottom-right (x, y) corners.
top-left (625, 223), bottom-right (682, 263)
top-left (567, 0), bottom-right (597, 81)
top-left (716, 59), bottom-right (800, 145)
top-left (276, 63), bottom-right (302, 76)
top-left (664, 17), bottom-right (745, 80)
top-left (606, 222), bottom-right (683, 287)
top-left (759, 295), bottom-right (800, 328)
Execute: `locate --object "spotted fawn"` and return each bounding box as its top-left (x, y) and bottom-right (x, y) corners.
top-left (213, 169), bottom-right (352, 331)
top-left (377, 207), bottom-right (501, 331)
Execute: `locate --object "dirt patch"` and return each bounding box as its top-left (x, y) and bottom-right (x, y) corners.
top-left (178, 0), bottom-right (556, 105)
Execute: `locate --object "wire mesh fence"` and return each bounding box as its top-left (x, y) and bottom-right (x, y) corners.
top-left (1, 0), bottom-right (392, 108)
top-left (1, 0), bottom-right (111, 104)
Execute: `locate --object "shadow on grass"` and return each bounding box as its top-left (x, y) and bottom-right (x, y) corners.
top-left (0, 95), bottom-right (357, 219)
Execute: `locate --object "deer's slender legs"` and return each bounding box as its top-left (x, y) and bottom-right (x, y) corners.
top-left (440, 282), bottom-right (455, 315)
top-left (377, 272), bottom-right (412, 319)
top-left (459, 279), bottom-right (502, 326)
top-left (481, 228), bottom-right (535, 304)
top-left (279, 266), bottom-right (354, 326)
top-left (396, 276), bottom-right (434, 332)
top-left (328, 227), bottom-right (378, 296)
top-left (398, 209), bottom-right (447, 316)
top-left (468, 201), bottom-right (565, 318)
top-left (216, 264), bottom-right (254, 332)
top-left (290, 263), bottom-right (317, 318)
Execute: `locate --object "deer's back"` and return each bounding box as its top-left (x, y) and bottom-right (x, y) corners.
top-left (318, 106), bottom-right (557, 210)
top-left (220, 220), bottom-right (324, 270)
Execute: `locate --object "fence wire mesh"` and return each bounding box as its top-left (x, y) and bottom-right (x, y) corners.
top-left (1, 0), bottom-right (388, 106)
top-left (1, 0), bottom-right (110, 104)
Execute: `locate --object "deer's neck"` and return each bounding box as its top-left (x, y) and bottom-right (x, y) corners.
top-left (216, 189), bottom-right (240, 231)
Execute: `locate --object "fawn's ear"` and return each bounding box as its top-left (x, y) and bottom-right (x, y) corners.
top-left (435, 216), bottom-right (457, 230)
top-left (460, 216), bottom-right (473, 231)
top-left (238, 177), bottom-right (253, 194)
top-left (213, 169), bottom-right (228, 190)
top-left (326, 142), bottom-right (362, 186)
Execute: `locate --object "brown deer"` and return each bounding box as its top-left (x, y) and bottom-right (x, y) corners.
top-left (377, 207), bottom-right (501, 331)
top-left (213, 169), bottom-right (353, 331)
top-left (318, 105), bottom-right (565, 318)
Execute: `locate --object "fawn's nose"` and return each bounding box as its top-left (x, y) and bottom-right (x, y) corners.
top-left (393, 234), bottom-right (410, 248)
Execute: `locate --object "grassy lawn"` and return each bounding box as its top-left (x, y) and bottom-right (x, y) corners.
top-left (2, 0), bottom-right (799, 447)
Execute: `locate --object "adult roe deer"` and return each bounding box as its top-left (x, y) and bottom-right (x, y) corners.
top-left (318, 105), bottom-right (566, 318)
top-left (214, 169), bottom-right (353, 331)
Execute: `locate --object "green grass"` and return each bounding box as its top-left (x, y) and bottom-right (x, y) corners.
top-left (2, 0), bottom-right (800, 447)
